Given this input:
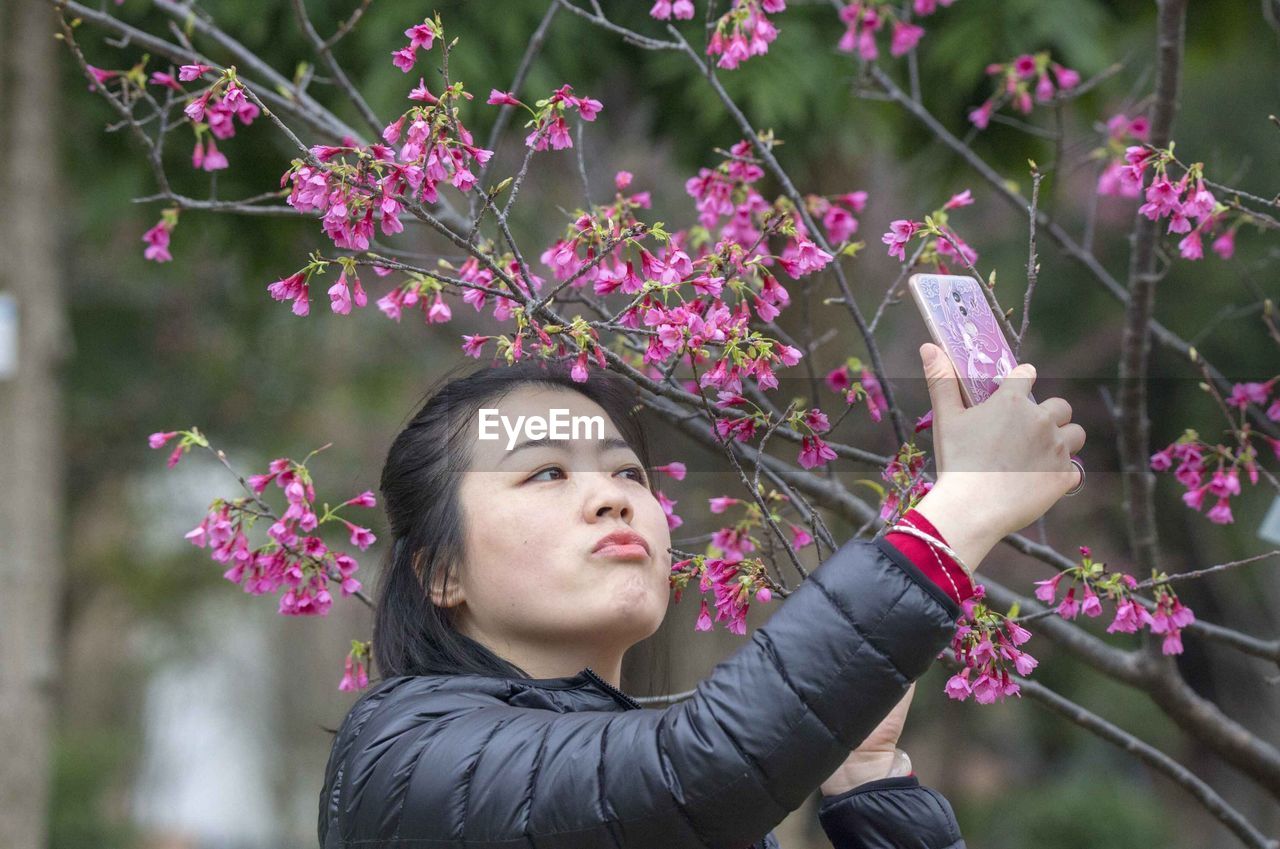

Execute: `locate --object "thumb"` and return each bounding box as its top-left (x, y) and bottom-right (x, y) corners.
top-left (993, 361), bottom-right (1037, 401)
top-left (919, 343), bottom-right (964, 421)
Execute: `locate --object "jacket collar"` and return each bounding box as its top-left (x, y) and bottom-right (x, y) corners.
top-left (502, 666), bottom-right (644, 713)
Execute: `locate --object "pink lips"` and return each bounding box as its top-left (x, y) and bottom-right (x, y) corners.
top-left (592, 529), bottom-right (650, 560)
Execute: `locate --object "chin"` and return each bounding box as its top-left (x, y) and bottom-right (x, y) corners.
top-left (606, 588), bottom-right (668, 641)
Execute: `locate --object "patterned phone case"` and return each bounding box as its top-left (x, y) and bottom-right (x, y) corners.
top-left (907, 273), bottom-right (1035, 407)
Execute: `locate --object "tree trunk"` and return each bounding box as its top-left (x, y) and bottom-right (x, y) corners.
top-left (0, 1), bottom-right (69, 847)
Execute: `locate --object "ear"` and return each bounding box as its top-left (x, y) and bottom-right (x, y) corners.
top-left (426, 560), bottom-right (465, 609)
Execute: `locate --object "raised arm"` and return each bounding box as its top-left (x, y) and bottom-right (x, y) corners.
top-left (320, 535), bottom-right (961, 849)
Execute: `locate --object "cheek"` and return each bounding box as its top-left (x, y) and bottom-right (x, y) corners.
top-left (461, 500), bottom-right (578, 607)
top-left (640, 498), bottom-right (673, 563)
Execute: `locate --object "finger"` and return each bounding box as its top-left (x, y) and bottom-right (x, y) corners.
top-left (920, 343), bottom-right (965, 422)
top-left (1039, 396), bottom-right (1072, 427)
top-left (1061, 422), bottom-right (1086, 455)
top-left (993, 362), bottom-right (1037, 401)
top-left (886, 682), bottom-right (916, 721)
top-left (1067, 455), bottom-right (1085, 491)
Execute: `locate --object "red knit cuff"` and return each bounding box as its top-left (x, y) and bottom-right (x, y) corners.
top-left (885, 508), bottom-right (977, 605)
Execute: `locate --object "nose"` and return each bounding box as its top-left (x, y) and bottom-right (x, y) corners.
top-left (584, 471), bottom-right (634, 523)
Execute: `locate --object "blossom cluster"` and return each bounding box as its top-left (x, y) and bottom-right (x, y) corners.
top-left (706, 0), bottom-right (785, 70)
top-left (968, 52), bottom-right (1081, 129)
top-left (85, 58), bottom-right (255, 185)
top-left (877, 442), bottom-right (933, 522)
top-left (837, 0), bottom-right (955, 61)
top-left (784, 406), bottom-right (834, 469)
top-left (1123, 147), bottom-right (1239, 261)
top-left (1033, 546), bottom-right (1196, 655)
top-left (944, 584), bottom-right (1037, 703)
top-left (806, 190), bottom-right (868, 248)
top-left (477, 137), bottom-right (831, 398)
top-left (275, 22), bottom-right (492, 263)
top-left (283, 113), bottom-right (489, 255)
top-left (649, 0), bottom-right (696, 20)
top-left (672, 492), bottom-right (796, 634)
top-left (680, 138), bottom-right (839, 288)
top-left (486, 84), bottom-right (602, 151)
top-left (881, 188), bottom-right (978, 271)
top-left (391, 18), bottom-right (440, 73)
top-left (99, 60), bottom-right (255, 262)
top-left (148, 430), bottom-right (376, 620)
top-left (1094, 112), bottom-right (1152, 198)
top-left (826, 356), bottom-right (891, 423)
top-left (149, 432), bottom-right (377, 692)
top-left (178, 69), bottom-right (260, 172)
top-left (340, 640), bottom-right (373, 692)
top-left (671, 554), bottom-right (775, 635)
top-left (269, 254), bottom-right (372, 317)
top-left (251, 19), bottom-right (843, 459)
top-left (1151, 411), bottom-right (1279, 525)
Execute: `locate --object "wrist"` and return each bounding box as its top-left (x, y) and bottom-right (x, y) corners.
top-left (820, 751), bottom-right (898, 796)
top-left (912, 482), bottom-right (1003, 573)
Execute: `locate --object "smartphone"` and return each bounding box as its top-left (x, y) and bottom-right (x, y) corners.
top-left (906, 273), bottom-right (1035, 407)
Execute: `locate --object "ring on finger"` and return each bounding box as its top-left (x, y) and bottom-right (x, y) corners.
top-left (1064, 457), bottom-right (1085, 496)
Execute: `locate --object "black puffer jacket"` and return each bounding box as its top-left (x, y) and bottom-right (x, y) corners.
top-left (318, 535), bottom-right (968, 849)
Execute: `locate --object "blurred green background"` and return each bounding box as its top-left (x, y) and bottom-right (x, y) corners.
top-left (30, 0), bottom-right (1280, 847)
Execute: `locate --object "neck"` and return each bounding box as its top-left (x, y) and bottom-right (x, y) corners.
top-left (511, 650), bottom-right (625, 688)
top-left (458, 617), bottom-right (628, 687)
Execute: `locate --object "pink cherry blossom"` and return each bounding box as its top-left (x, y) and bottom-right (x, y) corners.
top-left (404, 22), bottom-right (436, 50)
top-left (1206, 497), bottom-right (1234, 524)
top-left (798, 434), bottom-right (837, 469)
top-left (178, 63), bottom-right (211, 81)
top-left (1055, 587), bottom-right (1080, 619)
top-left (201, 136), bottom-right (229, 171)
top-left (1051, 62), bottom-right (1081, 89)
top-left (889, 21), bottom-right (924, 57)
top-left (1080, 584), bottom-right (1102, 617)
top-left (142, 220), bottom-right (173, 263)
top-left (392, 45), bottom-right (417, 73)
top-left (1211, 228), bottom-right (1236, 259)
top-left (968, 99), bottom-right (994, 129)
top-left (487, 89), bottom-right (522, 107)
top-left (881, 218), bottom-right (919, 260)
top-left (1012, 54), bottom-right (1037, 78)
top-left (826, 365), bottom-right (851, 392)
top-left (150, 71), bottom-right (184, 92)
top-left (461, 334), bottom-right (490, 358)
top-left (1178, 229), bottom-right (1203, 260)
top-left (695, 598), bottom-right (714, 631)
top-left (149, 431), bottom-right (179, 449)
top-left (1034, 73), bottom-right (1054, 102)
top-left (1033, 572), bottom-right (1064, 603)
top-left (944, 671), bottom-right (972, 701)
top-left (268, 271), bottom-right (310, 316)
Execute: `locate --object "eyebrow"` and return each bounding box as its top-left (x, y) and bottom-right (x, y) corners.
top-left (499, 436), bottom-right (636, 465)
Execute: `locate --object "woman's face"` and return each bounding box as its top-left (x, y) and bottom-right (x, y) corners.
top-left (442, 385), bottom-right (673, 675)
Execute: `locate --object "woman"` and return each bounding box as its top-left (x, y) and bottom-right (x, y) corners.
top-left (317, 342), bottom-right (1085, 849)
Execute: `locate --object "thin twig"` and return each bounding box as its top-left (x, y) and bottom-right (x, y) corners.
top-left (322, 0), bottom-right (375, 51)
top-left (1016, 163), bottom-right (1044, 360)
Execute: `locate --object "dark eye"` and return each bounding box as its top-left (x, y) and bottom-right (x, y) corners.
top-left (528, 465), bottom-right (566, 482)
top-left (620, 466), bottom-right (648, 485)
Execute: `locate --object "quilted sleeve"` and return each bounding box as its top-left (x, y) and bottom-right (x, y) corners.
top-left (818, 776), bottom-right (967, 849)
top-left (326, 535), bottom-right (962, 849)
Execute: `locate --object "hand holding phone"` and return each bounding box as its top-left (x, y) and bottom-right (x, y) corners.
top-left (906, 273), bottom-right (1087, 547)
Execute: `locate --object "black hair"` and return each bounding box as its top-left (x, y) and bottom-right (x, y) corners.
top-left (370, 356), bottom-right (659, 682)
